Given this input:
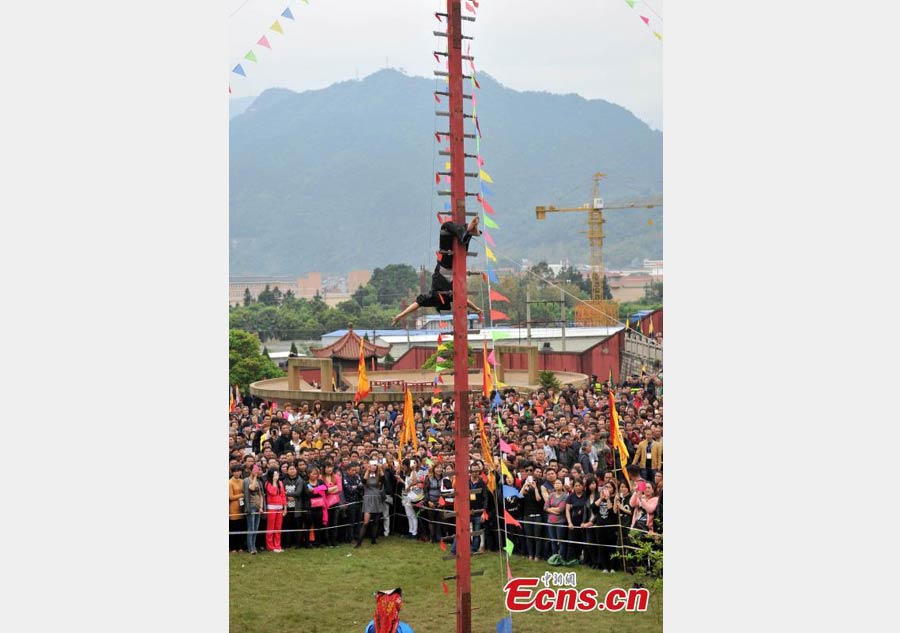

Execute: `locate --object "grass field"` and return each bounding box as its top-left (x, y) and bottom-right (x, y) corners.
top-left (229, 537), bottom-right (662, 633)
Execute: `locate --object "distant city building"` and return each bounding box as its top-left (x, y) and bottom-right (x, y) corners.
top-left (347, 269), bottom-right (372, 293)
top-left (229, 270), bottom-right (372, 306)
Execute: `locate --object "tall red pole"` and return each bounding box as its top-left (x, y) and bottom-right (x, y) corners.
top-left (447, 1), bottom-right (472, 632)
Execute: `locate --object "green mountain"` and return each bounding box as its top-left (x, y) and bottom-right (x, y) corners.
top-left (229, 69), bottom-right (662, 276)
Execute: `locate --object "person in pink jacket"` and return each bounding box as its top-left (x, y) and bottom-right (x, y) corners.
top-left (322, 463), bottom-right (343, 547)
top-left (264, 468), bottom-right (287, 553)
top-left (629, 480), bottom-right (659, 534)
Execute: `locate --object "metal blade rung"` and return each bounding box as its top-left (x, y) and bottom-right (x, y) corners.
top-left (435, 91), bottom-right (473, 99)
top-left (433, 31), bottom-right (473, 39)
top-left (438, 151), bottom-right (478, 158)
top-left (436, 112), bottom-right (475, 118)
top-left (433, 71), bottom-right (474, 79)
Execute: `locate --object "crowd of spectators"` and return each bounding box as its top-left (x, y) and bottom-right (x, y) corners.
top-left (228, 371), bottom-right (663, 570)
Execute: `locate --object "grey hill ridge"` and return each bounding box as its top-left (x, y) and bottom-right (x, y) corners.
top-left (230, 69), bottom-right (662, 276)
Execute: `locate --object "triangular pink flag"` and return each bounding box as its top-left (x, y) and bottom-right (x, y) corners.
top-left (487, 350), bottom-right (495, 365)
top-left (483, 230), bottom-right (495, 246)
top-left (257, 35), bottom-right (271, 49)
top-left (477, 155), bottom-right (485, 166)
top-left (506, 561), bottom-right (513, 582)
top-left (482, 198), bottom-right (495, 215)
top-left (640, 15), bottom-right (650, 25)
top-left (499, 438), bottom-right (512, 454)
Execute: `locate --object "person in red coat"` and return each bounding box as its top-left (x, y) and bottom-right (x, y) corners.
top-left (264, 468), bottom-right (287, 553)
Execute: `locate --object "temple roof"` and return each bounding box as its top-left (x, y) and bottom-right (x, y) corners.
top-left (311, 327), bottom-right (391, 360)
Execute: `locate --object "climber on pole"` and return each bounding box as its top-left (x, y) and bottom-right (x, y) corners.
top-left (391, 216), bottom-right (483, 325)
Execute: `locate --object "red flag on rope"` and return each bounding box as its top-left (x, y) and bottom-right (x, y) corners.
top-left (503, 509), bottom-right (521, 528)
top-left (490, 309), bottom-right (510, 321)
top-left (442, 580), bottom-right (449, 595)
top-left (641, 15), bottom-right (650, 24)
top-left (440, 539), bottom-right (447, 550)
top-left (489, 289), bottom-right (509, 302)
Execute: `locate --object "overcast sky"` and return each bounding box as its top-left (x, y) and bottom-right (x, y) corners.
top-left (228, 0), bottom-right (663, 130)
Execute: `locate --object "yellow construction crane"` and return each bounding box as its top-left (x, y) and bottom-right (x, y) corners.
top-left (535, 172), bottom-right (661, 326)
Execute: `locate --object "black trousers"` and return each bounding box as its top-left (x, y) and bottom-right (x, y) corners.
top-left (282, 512), bottom-right (298, 549)
top-left (596, 524), bottom-right (618, 570)
top-left (310, 509), bottom-right (324, 546)
top-left (344, 502), bottom-right (362, 542)
top-left (229, 518), bottom-right (246, 551)
top-left (297, 509), bottom-right (312, 547)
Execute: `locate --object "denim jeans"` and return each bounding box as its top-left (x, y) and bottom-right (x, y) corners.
top-left (451, 515), bottom-right (483, 554)
top-left (547, 522), bottom-right (566, 557)
top-left (522, 514), bottom-right (544, 558)
top-left (246, 511), bottom-right (261, 553)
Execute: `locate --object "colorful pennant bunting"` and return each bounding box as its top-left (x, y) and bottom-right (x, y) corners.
top-left (485, 247), bottom-right (497, 262)
top-left (479, 169), bottom-right (494, 183)
top-left (270, 20), bottom-right (284, 34)
top-left (258, 35), bottom-right (271, 49)
top-left (504, 538), bottom-right (514, 555)
top-left (282, 7), bottom-right (295, 20)
top-left (244, 51), bottom-right (258, 63)
top-left (483, 230), bottom-right (495, 246)
top-left (486, 266), bottom-right (498, 283)
top-left (483, 216), bottom-right (498, 229)
top-left (232, 64), bottom-right (246, 77)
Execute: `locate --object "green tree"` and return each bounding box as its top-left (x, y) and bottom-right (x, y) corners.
top-left (229, 329), bottom-right (283, 393)
top-left (538, 370), bottom-right (561, 391)
top-left (262, 345), bottom-right (270, 358)
top-left (529, 261), bottom-right (554, 280)
top-left (422, 340), bottom-right (475, 370)
top-left (257, 284), bottom-right (278, 306)
top-left (272, 286), bottom-right (283, 305)
top-left (290, 341), bottom-right (298, 355)
top-left (243, 287), bottom-right (254, 306)
top-left (603, 275), bottom-right (613, 300)
top-left (644, 279), bottom-right (663, 303)
top-left (366, 264), bottom-right (419, 307)
top-left (282, 289), bottom-right (296, 305)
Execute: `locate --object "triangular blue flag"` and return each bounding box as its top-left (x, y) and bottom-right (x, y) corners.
top-left (497, 616), bottom-right (513, 633)
top-left (232, 64), bottom-right (246, 77)
top-left (487, 266), bottom-right (499, 283)
top-left (443, 201), bottom-right (451, 211)
top-left (481, 183), bottom-right (494, 197)
top-left (502, 485), bottom-right (523, 499)
top-left (281, 7), bottom-right (295, 19)
top-left (492, 391), bottom-right (502, 407)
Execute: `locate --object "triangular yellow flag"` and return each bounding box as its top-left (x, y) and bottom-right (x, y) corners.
top-left (479, 169), bottom-right (493, 183)
top-left (653, 31), bottom-right (662, 40)
top-left (501, 461), bottom-right (511, 479)
top-left (444, 162), bottom-right (451, 170)
top-left (485, 246), bottom-right (497, 262)
top-left (271, 20), bottom-right (284, 34)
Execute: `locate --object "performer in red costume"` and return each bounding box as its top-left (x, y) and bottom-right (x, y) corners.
top-left (364, 588), bottom-right (414, 633)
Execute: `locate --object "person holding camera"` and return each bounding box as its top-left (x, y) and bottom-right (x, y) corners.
top-left (519, 465), bottom-right (546, 561)
top-left (401, 458), bottom-right (425, 540)
top-left (356, 460), bottom-right (385, 547)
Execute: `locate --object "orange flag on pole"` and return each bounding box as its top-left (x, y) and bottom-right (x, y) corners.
top-left (482, 340), bottom-right (492, 397)
top-left (354, 337), bottom-right (370, 404)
